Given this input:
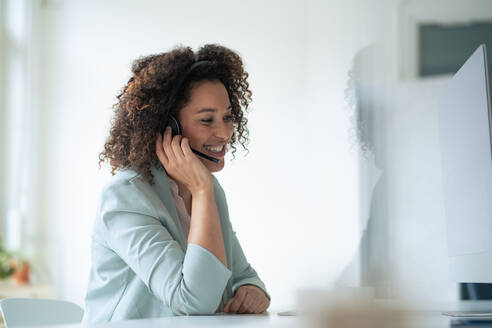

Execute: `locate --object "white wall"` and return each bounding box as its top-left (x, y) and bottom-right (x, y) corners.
top-left (31, 0), bottom-right (368, 310)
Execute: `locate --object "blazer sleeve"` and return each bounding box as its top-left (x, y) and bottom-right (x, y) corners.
top-left (230, 229), bottom-right (271, 300)
top-left (210, 175), bottom-right (270, 301)
top-left (100, 181), bottom-right (232, 315)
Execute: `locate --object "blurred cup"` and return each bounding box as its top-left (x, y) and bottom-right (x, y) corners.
top-left (296, 287), bottom-right (410, 328)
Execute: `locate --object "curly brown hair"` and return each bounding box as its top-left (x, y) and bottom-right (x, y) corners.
top-left (99, 44), bottom-right (252, 184)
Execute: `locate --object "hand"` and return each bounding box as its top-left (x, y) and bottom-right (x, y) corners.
top-left (156, 127), bottom-right (213, 195)
top-left (224, 285), bottom-right (270, 314)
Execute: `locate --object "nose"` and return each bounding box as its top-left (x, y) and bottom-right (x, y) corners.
top-left (214, 121), bottom-right (233, 140)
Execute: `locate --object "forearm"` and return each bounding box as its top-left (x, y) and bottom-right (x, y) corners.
top-left (187, 189), bottom-right (227, 266)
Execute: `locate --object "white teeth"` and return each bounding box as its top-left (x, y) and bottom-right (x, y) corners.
top-left (204, 145), bottom-right (224, 153)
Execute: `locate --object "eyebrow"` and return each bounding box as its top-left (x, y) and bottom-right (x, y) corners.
top-left (196, 106), bottom-right (232, 114)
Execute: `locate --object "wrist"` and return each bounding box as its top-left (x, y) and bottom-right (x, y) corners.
top-left (190, 184), bottom-right (214, 197)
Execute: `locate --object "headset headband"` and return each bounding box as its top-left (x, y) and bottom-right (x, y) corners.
top-left (175, 60), bottom-right (211, 92)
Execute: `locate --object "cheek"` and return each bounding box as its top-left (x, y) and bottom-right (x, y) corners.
top-left (182, 125), bottom-right (206, 147)
top-left (226, 122), bottom-right (235, 137)
top-left (188, 137), bottom-right (203, 149)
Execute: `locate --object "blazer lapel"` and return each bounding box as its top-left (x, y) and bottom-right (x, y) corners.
top-left (150, 165), bottom-right (187, 250)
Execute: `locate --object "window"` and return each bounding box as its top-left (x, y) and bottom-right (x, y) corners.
top-left (398, 0), bottom-right (492, 80)
top-left (1, 0), bottom-right (30, 252)
top-left (419, 22), bottom-right (492, 77)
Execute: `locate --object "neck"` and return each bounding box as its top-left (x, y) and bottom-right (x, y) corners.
top-left (175, 180), bottom-right (191, 201)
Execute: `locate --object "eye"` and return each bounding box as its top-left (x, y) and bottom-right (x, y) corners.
top-left (200, 118), bottom-right (213, 123)
top-left (224, 115), bottom-right (233, 121)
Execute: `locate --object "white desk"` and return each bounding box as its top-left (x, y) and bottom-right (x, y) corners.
top-left (14, 312), bottom-right (492, 328)
top-left (26, 314), bottom-right (299, 328)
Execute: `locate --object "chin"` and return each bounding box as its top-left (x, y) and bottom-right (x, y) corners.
top-left (201, 158), bottom-right (225, 173)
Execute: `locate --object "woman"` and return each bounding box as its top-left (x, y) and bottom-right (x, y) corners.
top-left (83, 44), bottom-right (270, 323)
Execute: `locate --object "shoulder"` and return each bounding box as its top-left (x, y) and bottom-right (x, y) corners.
top-left (102, 168), bottom-right (146, 197)
top-left (99, 168), bottom-right (160, 218)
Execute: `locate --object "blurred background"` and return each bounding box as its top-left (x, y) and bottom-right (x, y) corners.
top-left (0, 0), bottom-right (491, 312)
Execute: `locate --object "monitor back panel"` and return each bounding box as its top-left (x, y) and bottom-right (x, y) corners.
top-left (438, 45), bottom-right (492, 275)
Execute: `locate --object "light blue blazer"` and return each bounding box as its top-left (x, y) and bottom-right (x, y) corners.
top-left (83, 166), bottom-right (269, 323)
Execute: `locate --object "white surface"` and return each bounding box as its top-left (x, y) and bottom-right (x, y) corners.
top-left (94, 315), bottom-right (298, 328)
top-left (54, 315), bottom-right (297, 328)
top-left (443, 311), bottom-right (492, 317)
top-left (10, 312), bottom-right (457, 328)
top-left (438, 45), bottom-right (492, 283)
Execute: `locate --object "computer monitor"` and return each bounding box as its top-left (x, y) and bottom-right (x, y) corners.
top-left (438, 44), bottom-right (492, 287)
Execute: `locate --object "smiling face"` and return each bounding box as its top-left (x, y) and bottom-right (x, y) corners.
top-left (178, 80), bottom-right (234, 172)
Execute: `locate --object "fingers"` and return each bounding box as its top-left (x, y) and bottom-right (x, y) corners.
top-left (225, 287), bottom-right (246, 313)
top-left (162, 127), bottom-right (177, 164)
top-left (162, 126), bottom-right (187, 164)
top-left (181, 137), bottom-right (193, 157)
top-left (251, 300), bottom-right (265, 314)
top-left (224, 298), bottom-right (233, 313)
top-left (155, 132), bottom-right (168, 166)
top-left (225, 297), bottom-right (266, 314)
top-left (225, 288), bottom-right (262, 314)
top-left (252, 298), bottom-right (270, 314)
top-left (228, 294), bottom-right (245, 313)
top-left (171, 134), bottom-right (185, 161)
top-left (239, 291), bottom-right (255, 314)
